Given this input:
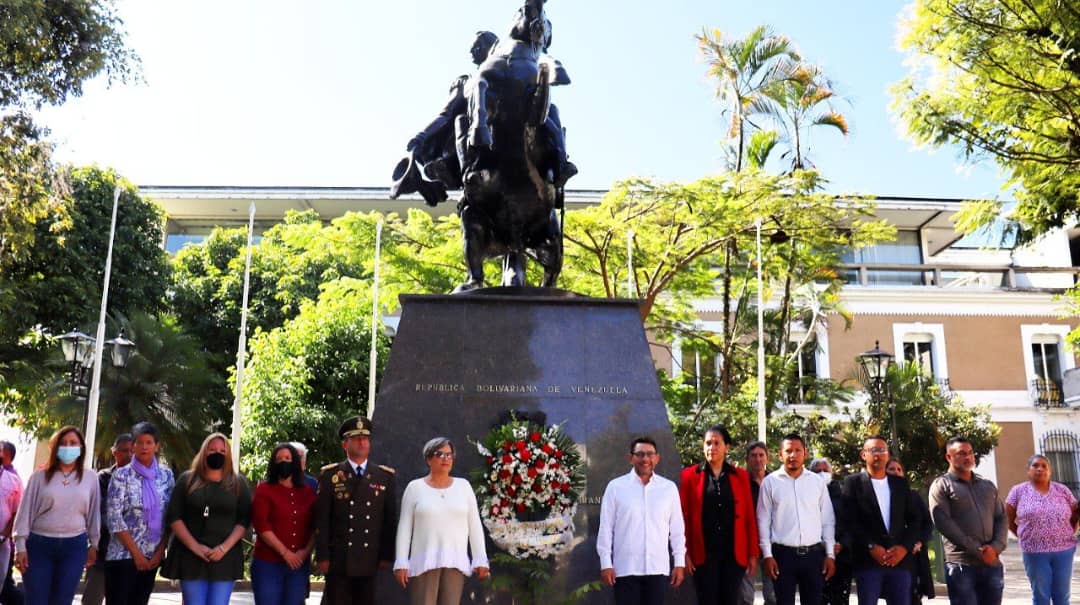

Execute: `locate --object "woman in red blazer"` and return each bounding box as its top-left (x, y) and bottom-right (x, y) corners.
top-left (679, 425), bottom-right (760, 605)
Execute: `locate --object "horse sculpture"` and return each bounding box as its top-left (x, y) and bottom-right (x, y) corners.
top-left (391, 0), bottom-right (575, 293)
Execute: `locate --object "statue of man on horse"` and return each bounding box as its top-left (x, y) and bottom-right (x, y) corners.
top-left (391, 0), bottom-right (577, 292)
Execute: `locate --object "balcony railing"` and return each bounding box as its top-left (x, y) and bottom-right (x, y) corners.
top-left (1031, 379), bottom-right (1066, 408)
top-left (838, 263), bottom-right (1080, 289)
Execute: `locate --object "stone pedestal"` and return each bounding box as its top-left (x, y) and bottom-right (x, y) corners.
top-left (371, 288), bottom-right (693, 604)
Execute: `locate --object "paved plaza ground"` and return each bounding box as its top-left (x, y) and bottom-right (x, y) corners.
top-left (69, 538), bottom-right (1068, 604)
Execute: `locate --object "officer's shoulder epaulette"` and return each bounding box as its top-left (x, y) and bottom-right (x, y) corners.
top-left (320, 462), bottom-right (339, 473)
top-left (377, 464), bottom-right (396, 475)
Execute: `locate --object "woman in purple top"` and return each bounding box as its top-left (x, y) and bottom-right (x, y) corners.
top-left (1005, 454), bottom-right (1080, 605)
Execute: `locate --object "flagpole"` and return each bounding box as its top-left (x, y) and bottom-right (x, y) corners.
top-left (368, 221), bottom-right (383, 418)
top-left (231, 202), bottom-right (256, 463)
top-left (84, 186), bottom-right (122, 467)
top-left (756, 218), bottom-right (767, 443)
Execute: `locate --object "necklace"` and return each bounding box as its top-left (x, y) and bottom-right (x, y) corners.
top-left (60, 470), bottom-right (76, 486)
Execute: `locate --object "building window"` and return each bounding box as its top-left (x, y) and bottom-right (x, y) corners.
top-left (1041, 430), bottom-right (1080, 499)
top-left (841, 230), bottom-right (923, 285)
top-left (789, 340), bottom-right (818, 404)
top-left (891, 323), bottom-right (948, 383)
top-left (902, 335), bottom-right (935, 378)
top-left (1021, 325), bottom-right (1074, 408)
top-left (679, 346), bottom-right (720, 405)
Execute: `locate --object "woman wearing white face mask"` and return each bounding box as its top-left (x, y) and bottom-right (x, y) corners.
top-left (13, 426), bottom-right (101, 605)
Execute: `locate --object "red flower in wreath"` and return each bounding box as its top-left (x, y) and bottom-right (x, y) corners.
top-left (519, 450), bottom-right (532, 462)
top-left (529, 432), bottom-right (541, 442)
top-left (527, 467), bottom-right (538, 478)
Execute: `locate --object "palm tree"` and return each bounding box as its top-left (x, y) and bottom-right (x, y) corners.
top-left (48, 312), bottom-right (220, 467)
top-left (697, 25), bottom-right (801, 172)
top-left (760, 63), bottom-right (849, 171)
top-left (698, 26), bottom-right (800, 399)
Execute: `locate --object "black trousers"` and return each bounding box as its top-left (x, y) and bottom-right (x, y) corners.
top-left (612, 574), bottom-right (668, 605)
top-left (693, 553), bottom-right (746, 605)
top-left (772, 544), bottom-right (825, 605)
top-left (321, 574), bottom-right (374, 605)
top-left (103, 559), bottom-right (158, 605)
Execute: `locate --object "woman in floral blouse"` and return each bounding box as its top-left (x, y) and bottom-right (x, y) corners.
top-left (1005, 454), bottom-right (1080, 605)
top-left (106, 422), bottom-right (175, 605)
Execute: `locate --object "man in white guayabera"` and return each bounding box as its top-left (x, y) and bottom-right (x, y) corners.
top-left (597, 436), bottom-right (686, 605)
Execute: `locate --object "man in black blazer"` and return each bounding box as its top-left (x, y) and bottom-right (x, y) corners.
top-left (840, 436), bottom-right (920, 605)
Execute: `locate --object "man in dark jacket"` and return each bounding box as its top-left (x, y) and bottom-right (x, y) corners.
top-left (81, 433), bottom-right (132, 605)
top-left (811, 458), bottom-right (851, 605)
top-left (841, 436), bottom-right (921, 605)
top-left (314, 416), bottom-right (397, 605)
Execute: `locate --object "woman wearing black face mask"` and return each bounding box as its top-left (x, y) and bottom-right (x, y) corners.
top-left (161, 432), bottom-right (251, 605)
top-left (251, 443), bottom-right (317, 605)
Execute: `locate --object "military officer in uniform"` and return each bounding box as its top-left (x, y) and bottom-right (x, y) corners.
top-left (315, 416), bottom-right (398, 605)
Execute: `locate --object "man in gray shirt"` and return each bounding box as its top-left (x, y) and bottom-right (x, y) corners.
top-left (928, 436), bottom-right (1007, 605)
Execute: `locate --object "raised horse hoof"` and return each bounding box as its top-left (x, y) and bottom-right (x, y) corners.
top-left (452, 281), bottom-right (484, 294)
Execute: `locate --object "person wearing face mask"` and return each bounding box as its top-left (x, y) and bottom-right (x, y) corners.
top-left (809, 458), bottom-right (851, 605)
top-left (104, 422), bottom-right (174, 605)
top-left (161, 432), bottom-right (252, 605)
top-left (251, 443), bottom-right (317, 605)
top-left (12, 426), bottom-right (101, 605)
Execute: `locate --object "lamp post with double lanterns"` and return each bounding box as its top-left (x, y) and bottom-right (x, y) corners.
top-left (857, 340), bottom-right (898, 455)
top-left (58, 328), bottom-right (135, 427)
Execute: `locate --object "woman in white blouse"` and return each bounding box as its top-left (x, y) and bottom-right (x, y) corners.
top-left (394, 437), bottom-right (488, 605)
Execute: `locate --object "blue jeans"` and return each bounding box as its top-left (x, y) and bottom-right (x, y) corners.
top-left (180, 579), bottom-right (235, 605)
top-left (24, 533), bottom-right (87, 605)
top-left (944, 562), bottom-right (1003, 605)
top-left (251, 557), bottom-right (310, 605)
top-left (854, 566), bottom-right (910, 605)
top-left (1022, 546), bottom-right (1075, 605)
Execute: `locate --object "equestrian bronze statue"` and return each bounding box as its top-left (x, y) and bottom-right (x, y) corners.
top-left (391, 0), bottom-right (576, 292)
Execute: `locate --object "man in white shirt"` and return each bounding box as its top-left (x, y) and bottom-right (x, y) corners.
top-left (757, 434), bottom-right (836, 605)
top-left (598, 436), bottom-right (687, 605)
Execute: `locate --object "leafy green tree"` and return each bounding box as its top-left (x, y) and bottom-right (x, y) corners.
top-left (1, 167), bottom-right (170, 416)
top-left (0, 0), bottom-right (138, 270)
top-left (893, 0), bottom-right (1080, 241)
top-left (238, 280), bottom-right (390, 479)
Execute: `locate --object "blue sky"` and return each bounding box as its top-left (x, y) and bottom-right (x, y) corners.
top-left (37, 0), bottom-right (1006, 200)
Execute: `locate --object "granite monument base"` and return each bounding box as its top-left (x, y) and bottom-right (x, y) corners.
top-left (371, 288), bottom-right (695, 605)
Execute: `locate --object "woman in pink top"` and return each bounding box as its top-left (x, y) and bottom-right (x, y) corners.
top-left (1005, 455), bottom-right (1080, 605)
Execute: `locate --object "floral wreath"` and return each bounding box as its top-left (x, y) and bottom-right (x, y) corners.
top-left (473, 417), bottom-right (584, 559)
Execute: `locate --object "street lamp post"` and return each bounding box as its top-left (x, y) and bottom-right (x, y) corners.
top-left (58, 330), bottom-right (96, 399)
top-left (857, 340), bottom-right (898, 454)
top-left (58, 328), bottom-right (135, 434)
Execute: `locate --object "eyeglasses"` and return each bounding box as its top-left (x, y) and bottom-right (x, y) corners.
top-left (865, 447), bottom-right (888, 455)
top-left (951, 450), bottom-right (974, 458)
top-left (632, 451), bottom-right (658, 459)
top-left (431, 451), bottom-right (455, 460)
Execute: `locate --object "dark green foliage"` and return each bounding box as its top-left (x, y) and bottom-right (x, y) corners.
top-left (771, 363), bottom-right (999, 488)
